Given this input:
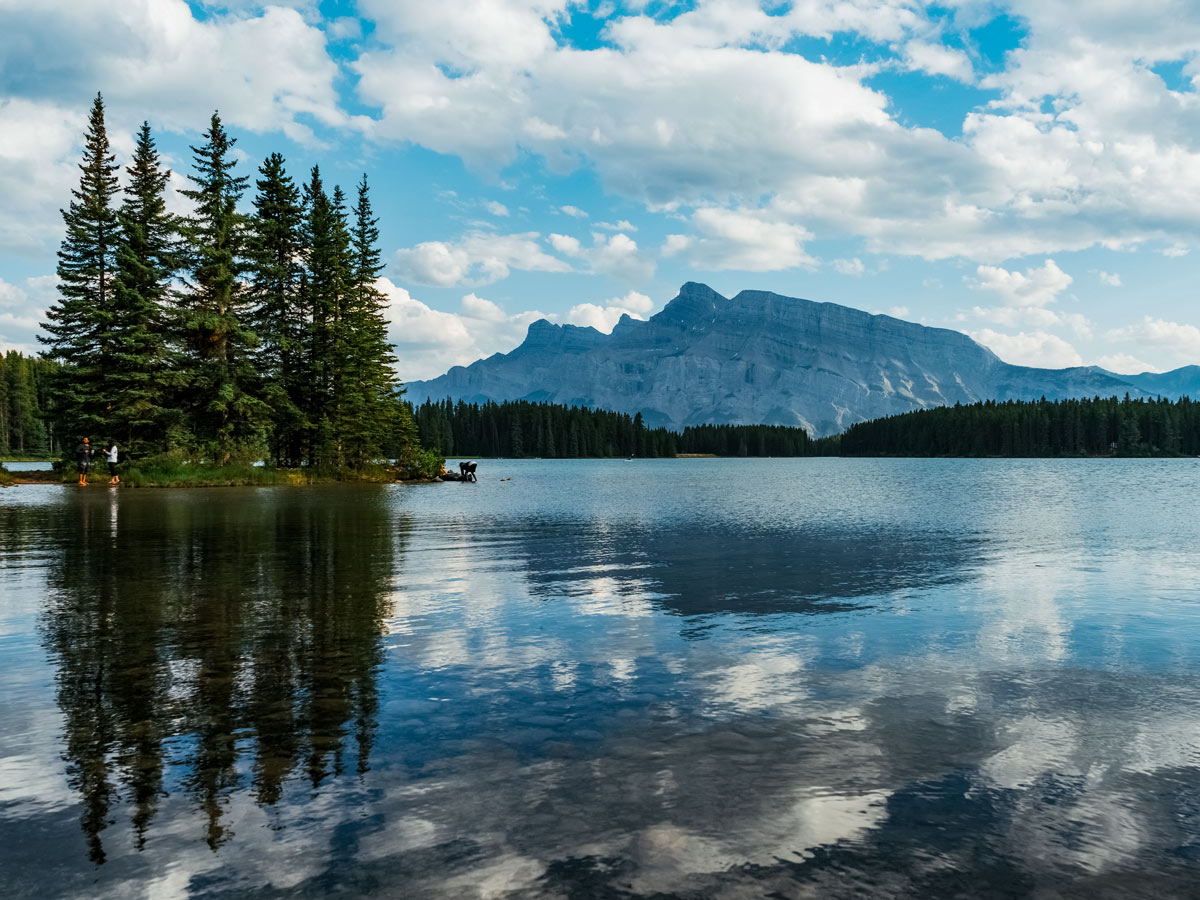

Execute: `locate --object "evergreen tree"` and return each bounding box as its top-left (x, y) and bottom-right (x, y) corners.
top-left (178, 112), bottom-right (269, 462)
top-left (107, 121), bottom-right (178, 455)
top-left (300, 166), bottom-right (343, 466)
top-left (340, 174), bottom-right (400, 467)
top-left (247, 152), bottom-right (306, 466)
top-left (41, 92), bottom-right (121, 442)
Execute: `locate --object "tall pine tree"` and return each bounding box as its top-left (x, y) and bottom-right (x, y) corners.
top-left (107, 121), bottom-right (178, 455)
top-left (178, 112), bottom-right (268, 462)
top-left (41, 92), bottom-right (120, 442)
top-left (300, 166), bottom-right (346, 467)
top-left (247, 152), bottom-right (306, 466)
top-left (340, 175), bottom-right (400, 467)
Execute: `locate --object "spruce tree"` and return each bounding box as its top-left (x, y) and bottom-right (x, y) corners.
top-left (107, 121), bottom-right (178, 456)
top-left (300, 166), bottom-right (345, 467)
top-left (41, 92), bottom-right (120, 442)
top-left (178, 112), bottom-right (268, 462)
top-left (341, 175), bottom-right (400, 467)
top-left (247, 152), bottom-right (306, 466)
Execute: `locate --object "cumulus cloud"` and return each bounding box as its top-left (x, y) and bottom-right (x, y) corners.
top-left (380, 278), bottom-right (553, 381)
top-left (832, 257), bottom-right (865, 276)
top-left (0, 275), bottom-right (58, 353)
top-left (485, 200), bottom-right (510, 217)
top-left (967, 258), bottom-right (1090, 337)
top-left (0, 0), bottom-right (348, 258)
top-left (1096, 353), bottom-right (1160, 374)
top-left (1098, 270), bottom-right (1122, 286)
top-left (971, 259), bottom-right (1073, 308)
top-left (566, 290), bottom-right (655, 333)
top-left (394, 231), bottom-right (571, 287)
top-left (971, 328), bottom-right (1084, 368)
top-left (1106, 316), bottom-right (1200, 369)
top-left (596, 220), bottom-right (637, 232)
top-left (902, 41), bottom-right (974, 82)
top-left (664, 208), bottom-right (815, 272)
top-left (347, 0), bottom-right (1200, 265)
top-left (549, 231), bottom-right (655, 282)
top-left (560, 205), bottom-right (588, 218)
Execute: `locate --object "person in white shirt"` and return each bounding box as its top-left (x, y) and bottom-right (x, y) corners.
top-left (106, 442), bottom-right (120, 485)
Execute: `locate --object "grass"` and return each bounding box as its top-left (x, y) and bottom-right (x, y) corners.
top-left (41, 457), bottom-right (443, 488)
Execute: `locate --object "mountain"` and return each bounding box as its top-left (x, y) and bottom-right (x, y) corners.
top-left (406, 282), bottom-right (1200, 436)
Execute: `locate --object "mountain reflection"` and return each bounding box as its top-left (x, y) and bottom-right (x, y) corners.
top-left (502, 519), bottom-right (980, 617)
top-left (41, 489), bottom-right (401, 862)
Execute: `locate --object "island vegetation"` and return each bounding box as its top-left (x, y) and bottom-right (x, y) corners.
top-left (23, 93), bottom-right (441, 485)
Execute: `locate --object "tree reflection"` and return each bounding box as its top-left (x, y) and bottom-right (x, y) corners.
top-left (41, 488), bottom-right (401, 861)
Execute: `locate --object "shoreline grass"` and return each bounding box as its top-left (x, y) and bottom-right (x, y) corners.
top-left (6, 452), bottom-right (445, 488)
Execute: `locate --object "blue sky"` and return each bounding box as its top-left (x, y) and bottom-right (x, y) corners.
top-left (3, 0), bottom-right (1200, 381)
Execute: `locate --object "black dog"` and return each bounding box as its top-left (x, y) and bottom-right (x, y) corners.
top-left (458, 460), bottom-right (477, 482)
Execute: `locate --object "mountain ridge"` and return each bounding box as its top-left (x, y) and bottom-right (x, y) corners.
top-left (406, 282), bottom-right (1197, 437)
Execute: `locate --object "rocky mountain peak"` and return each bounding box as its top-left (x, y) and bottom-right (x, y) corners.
top-left (406, 282), bottom-right (1192, 436)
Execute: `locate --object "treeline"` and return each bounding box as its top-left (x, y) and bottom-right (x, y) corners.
top-left (0, 352), bottom-right (56, 456)
top-left (39, 93), bottom-right (418, 469)
top-left (836, 395), bottom-right (1200, 457)
top-left (413, 398), bottom-right (818, 458)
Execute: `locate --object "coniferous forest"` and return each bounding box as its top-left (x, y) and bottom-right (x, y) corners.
top-left (0, 352), bottom-right (55, 457)
top-left (834, 395), bottom-right (1200, 457)
top-left (414, 398), bottom-right (817, 458)
top-left (37, 93), bottom-right (419, 471)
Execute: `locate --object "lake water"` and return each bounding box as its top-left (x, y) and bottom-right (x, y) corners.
top-left (3, 458), bottom-right (1200, 898)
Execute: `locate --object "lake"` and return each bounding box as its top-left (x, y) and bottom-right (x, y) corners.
top-left (2, 458), bottom-right (1200, 898)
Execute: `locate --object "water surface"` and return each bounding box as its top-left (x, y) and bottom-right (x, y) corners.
top-left (2, 458), bottom-right (1200, 898)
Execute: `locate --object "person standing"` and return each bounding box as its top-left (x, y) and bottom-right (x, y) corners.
top-left (106, 442), bottom-right (120, 485)
top-left (76, 437), bottom-right (92, 486)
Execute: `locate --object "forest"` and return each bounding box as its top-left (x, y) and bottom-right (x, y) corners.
top-left (0, 352), bottom-right (55, 457)
top-left (413, 398), bottom-right (817, 458)
top-left (34, 93), bottom-right (421, 474)
top-left (833, 395), bottom-right (1200, 457)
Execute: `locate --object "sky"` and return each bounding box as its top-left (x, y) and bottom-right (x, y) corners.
top-left (3, 0), bottom-right (1200, 382)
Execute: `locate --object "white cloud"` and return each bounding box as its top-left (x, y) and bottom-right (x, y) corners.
top-left (1106, 316), bottom-right (1200, 368)
top-left (460, 292), bottom-right (508, 322)
top-left (971, 259), bottom-right (1072, 309)
top-left (394, 231), bottom-right (571, 287)
top-left (1098, 270), bottom-right (1122, 286)
top-left (902, 41), bottom-right (974, 82)
top-left (1097, 353), bottom-right (1160, 374)
top-left (1162, 243), bottom-right (1189, 257)
top-left (548, 233), bottom-right (582, 256)
top-left (832, 257), bottom-right (865, 276)
top-left (966, 258), bottom-right (1090, 337)
top-left (887, 305), bottom-right (910, 319)
top-left (560, 205), bottom-right (588, 218)
top-left (0, 275), bottom-right (58, 353)
top-left (565, 290), bottom-right (655, 333)
top-left (971, 328), bottom-right (1084, 368)
top-left (597, 220), bottom-right (637, 232)
top-left (349, 0), bottom-right (1200, 265)
top-left (664, 208), bottom-right (815, 272)
top-left (485, 200), bottom-right (510, 217)
top-left (0, 0), bottom-right (348, 257)
top-left (380, 278), bottom-right (554, 381)
top-left (549, 231), bottom-right (655, 282)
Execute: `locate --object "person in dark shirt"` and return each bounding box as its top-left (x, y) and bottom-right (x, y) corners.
top-left (76, 437), bottom-right (92, 486)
